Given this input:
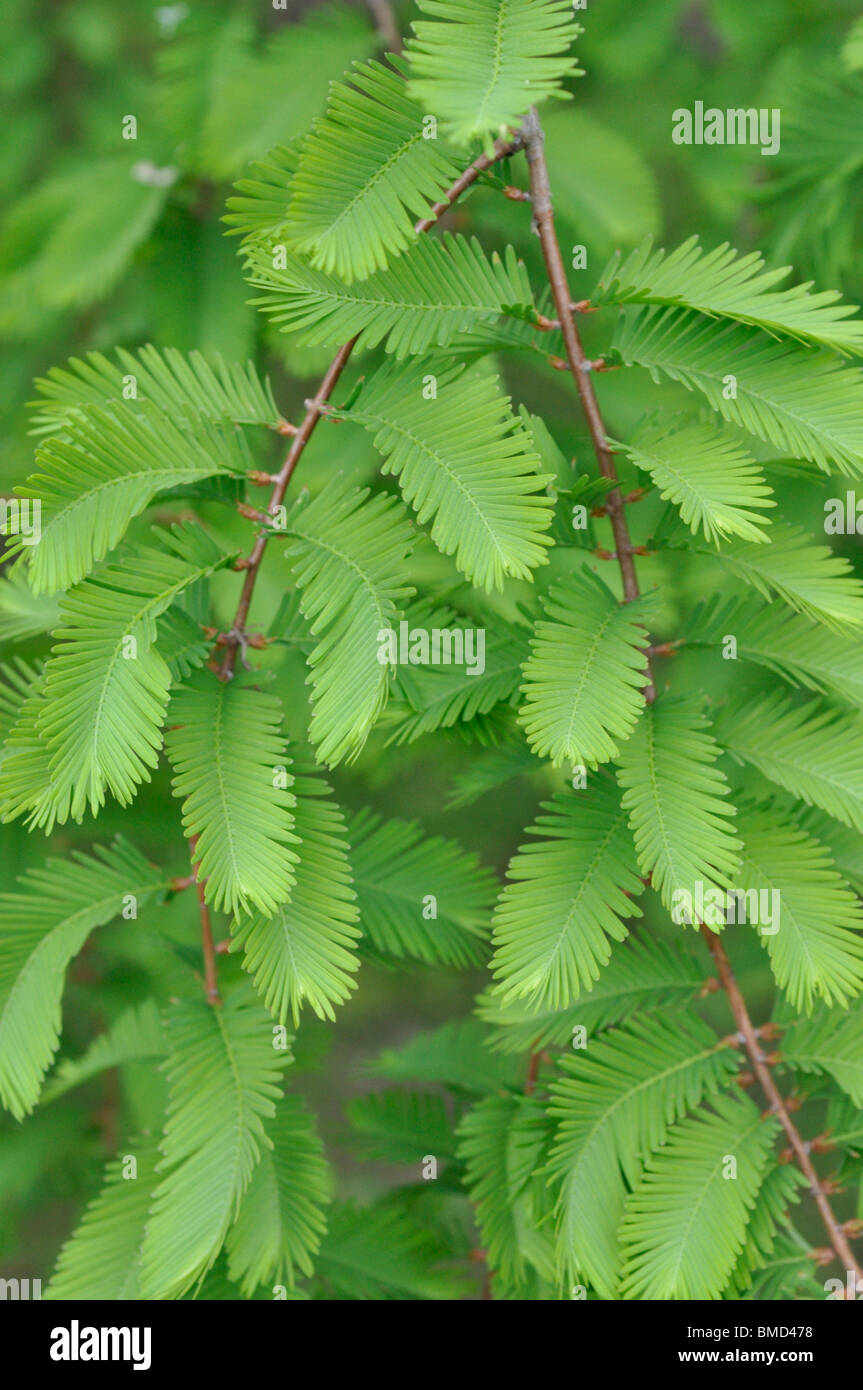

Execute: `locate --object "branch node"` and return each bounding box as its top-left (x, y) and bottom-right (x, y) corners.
top-left (808, 1247), bottom-right (837, 1268)
top-left (237, 502), bottom-right (269, 525)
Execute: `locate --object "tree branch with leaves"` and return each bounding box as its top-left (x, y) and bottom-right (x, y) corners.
top-left (2, 0), bottom-right (863, 1304)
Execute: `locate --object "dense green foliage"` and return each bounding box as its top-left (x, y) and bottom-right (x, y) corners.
top-left (2, 0), bottom-right (863, 1302)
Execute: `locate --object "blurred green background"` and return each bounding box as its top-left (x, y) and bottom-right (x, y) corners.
top-left (2, 0), bottom-right (863, 1286)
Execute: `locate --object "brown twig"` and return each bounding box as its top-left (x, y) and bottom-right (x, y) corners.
top-left (702, 926), bottom-right (862, 1280)
top-left (521, 105), bottom-right (860, 1281)
top-left (525, 1049), bottom-right (542, 1095)
top-left (522, 115), bottom-right (640, 601)
top-left (366, 0), bottom-right (402, 53)
top-left (521, 106), bottom-right (653, 695)
top-left (218, 336), bottom-right (359, 680)
top-left (218, 134), bottom-right (520, 682)
top-left (189, 137), bottom-right (522, 998)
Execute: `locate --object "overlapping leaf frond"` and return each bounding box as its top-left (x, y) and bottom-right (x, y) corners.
top-left (44, 999), bottom-right (166, 1102)
top-left (446, 735), bottom-right (538, 807)
top-left (616, 420), bottom-right (773, 545)
top-left (797, 807), bottom-right (863, 895)
top-left (224, 142), bottom-right (301, 243)
top-left (231, 768), bottom-right (360, 1022)
top-left (20, 525), bottom-right (232, 825)
top-left (348, 1089), bottom-right (458, 1165)
top-left (386, 599), bottom-right (529, 744)
top-left (548, 1014), bottom-right (739, 1297)
top-left (166, 671), bottom-right (299, 919)
top-left (280, 58), bottom-right (463, 282)
top-left (0, 839), bottom-right (166, 1119)
top-left (723, 1163), bottom-right (805, 1297)
top-left (687, 596), bottom-right (863, 708)
top-left (312, 1199), bottom-right (466, 1300)
top-left (156, 3), bottom-right (372, 182)
top-left (615, 697), bottom-right (741, 912)
top-left (0, 673), bottom-right (67, 830)
top-left (612, 306), bottom-right (863, 477)
top-left (490, 781), bottom-right (645, 1012)
top-left (458, 1093), bottom-right (555, 1292)
top-left (284, 481), bottom-right (415, 765)
top-left (0, 657), bottom-right (40, 740)
top-left (47, 1140), bottom-right (161, 1300)
top-left (10, 401), bottom-right (247, 594)
top-left (406, 0), bottom-right (582, 147)
top-left (674, 522), bottom-right (863, 632)
top-left (338, 361), bottom-right (553, 590)
top-left (363, 1018), bottom-right (521, 1094)
top-left (246, 232), bottom-right (537, 359)
top-left (619, 1094), bottom-right (777, 1300)
top-left (226, 1096), bottom-right (331, 1295)
top-left (715, 692), bottom-right (863, 834)
top-left (518, 570), bottom-right (652, 765)
top-left (783, 1007), bottom-right (863, 1105)
top-left (348, 808), bottom-right (496, 967)
top-left (31, 345), bottom-right (281, 434)
top-left (597, 235), bottom-right (863, 354)
top-left (139, 991), bottom-right (288, 1300)
top-left (0, 571), bottom-right (61, 643)
top-left (734, 805), bottom-right (863, 1012)
top-left (479, 931), bottom-right (705, 1053)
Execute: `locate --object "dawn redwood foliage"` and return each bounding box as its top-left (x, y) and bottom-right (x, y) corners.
top-left (2, 0), bottom-right (863, 1301)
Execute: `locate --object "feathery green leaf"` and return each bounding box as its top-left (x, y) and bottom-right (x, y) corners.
top-left (598, 236), bottom-right (863, 354)
top-left (247, 231), bottom-right (537, 358)
top-left (230, 768), bottom-right (360, 1021)
top-left (139, 991), bottom-right (288, 1300)
top-left (490, 781), bottom-right (644, 1012)
top-left (619, 1094), bottom-right (777, 1300)
top-left (616, 420), bottom-right (773, 545)
top-left (406, 0), bottom-right (582, 148)
top-left (518, 570), bottom-right (651, 765)
top-left (282, 58), bottom-right (462, 283)
top-left (285, 481), bottom-right (415, 765)
top-left (613, 307), bottom-right (863, 477)
top-left (615, 698), bottom-right (741, 913)
top-left (348, 808), bottom-right (496, 968)
top-left (548, 1014), bottom-right (739, 1297)
top-left (339, 361), bottom-right (553, 590)
top-left (0, 839), bottom-right (166, 1119)
top-left (166, 671), bottom-right (299, 919)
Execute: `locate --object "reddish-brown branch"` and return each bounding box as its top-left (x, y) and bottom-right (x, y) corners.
top-left (218, 134), bottom-right (521, 681)
top-left (522, 106), bottom-right (859, 1281)
top-left (191, 137), bottom-right (522, 995)
top-left (218, 336), bottom-right (359, 679)
top-left (520, 108), bottom-right (655, 701)
top-left (702, 926), bottom-right (862, 1281)
top-left (525, 1050), bottom-right (542, 1095)
top-left (366, 0), bottom-right (402, 53)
